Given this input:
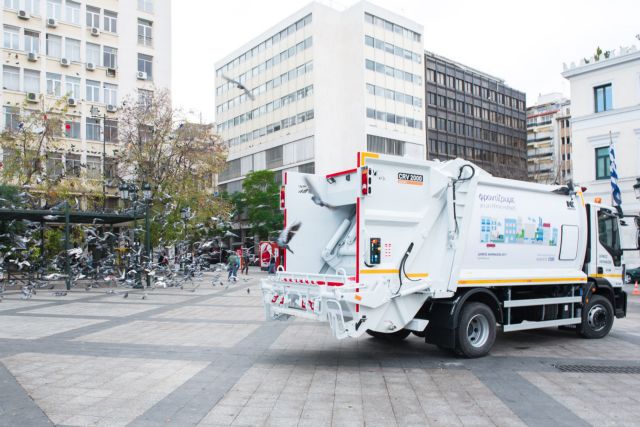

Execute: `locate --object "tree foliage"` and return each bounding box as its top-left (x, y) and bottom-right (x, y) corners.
top-left (114, 88), bottom-right (231, 246)
top-left (240, 170), bottom-right (282, 240)
top-left (0, 96), bottom-right (68, 189)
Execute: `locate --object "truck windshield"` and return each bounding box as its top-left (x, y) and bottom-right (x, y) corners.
top-left (598, 210), bottom-right (621, 266)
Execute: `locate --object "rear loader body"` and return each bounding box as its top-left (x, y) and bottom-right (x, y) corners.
top-left (261, 152), bottom-right (632, 357)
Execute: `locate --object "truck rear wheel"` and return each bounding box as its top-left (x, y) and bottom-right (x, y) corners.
top-left (366, 329), bottom-right (411, 341)
top-left (456, 302), bottom-right (496, 358)
top-left (579, 295), bottom-right (614, 339)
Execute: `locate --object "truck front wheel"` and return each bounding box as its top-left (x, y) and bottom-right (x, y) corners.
top-left (456, 302), bottom-right (496, 358)
top-left (579, 295), bottom-right (614, 339)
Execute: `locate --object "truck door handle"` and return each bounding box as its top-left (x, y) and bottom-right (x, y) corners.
top-left (597, 267), bottom-right (603, 274)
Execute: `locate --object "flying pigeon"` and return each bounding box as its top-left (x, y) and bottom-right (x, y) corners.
top-left (277, 221), bottom-right (302, 254)
top-left (303, 176), bottom-right (336, 209)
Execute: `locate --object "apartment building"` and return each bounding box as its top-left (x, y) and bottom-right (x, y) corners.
top-left (526, 93), bottom-right (572, 184)
top-left (215, 1), bottom-right (424, 192)
top-left (562, 45), bottom-right (640, 264)
top-left (1, 0), bottom-right (170, 205)
top-left (424, 51), bottom-right (527, 181)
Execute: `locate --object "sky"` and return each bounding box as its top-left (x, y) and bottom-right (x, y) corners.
top-left (172, 0), bottom-right (640, 123)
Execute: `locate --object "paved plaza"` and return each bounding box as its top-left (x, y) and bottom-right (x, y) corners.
top-left (1, 270), bottom-right (640, 426)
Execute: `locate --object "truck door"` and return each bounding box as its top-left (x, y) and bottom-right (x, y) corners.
top-left (595, 208), bottom-right (624, 286)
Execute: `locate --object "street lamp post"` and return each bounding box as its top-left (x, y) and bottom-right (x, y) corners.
top-left (142, 182), bottom-right (152, 288)
top-left (90, 106), bottom-right (108, 210)
top-left (180, 207), bottom-right (191, 273)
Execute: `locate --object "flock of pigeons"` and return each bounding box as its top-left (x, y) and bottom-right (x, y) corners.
top-left (0, 188), bottom-right (264, 302)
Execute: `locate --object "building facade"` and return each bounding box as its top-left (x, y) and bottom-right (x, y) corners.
top-left (526, 93), bottom-right (572, 184)
top-left (215, 1), bottom-right (424, 192)
top-left (562, 45), bottom-right (640, 265)
top-left (424, 51), bottom-right (527, 180)
top-left (1, 0), bottom-right (171, 205)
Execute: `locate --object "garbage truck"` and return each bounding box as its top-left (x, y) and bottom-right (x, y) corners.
top-left (261, 152), bottom-right (635, 357)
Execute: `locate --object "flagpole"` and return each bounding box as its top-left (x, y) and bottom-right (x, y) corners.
top-left (609, 130), bottom-right (622, 210)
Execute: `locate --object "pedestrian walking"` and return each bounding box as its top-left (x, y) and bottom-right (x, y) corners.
top-left (228, 251), bottom-right (239, 281)
top-left (268, 255), bottom-right (276, 275)
top-left (241, 251), bottom-right (250, 275)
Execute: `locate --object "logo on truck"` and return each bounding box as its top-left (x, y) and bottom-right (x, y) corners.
top-left (397, 172), bottom-right (424, 186)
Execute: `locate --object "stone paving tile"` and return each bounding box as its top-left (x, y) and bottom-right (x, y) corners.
top-left (491, 329), bottom-right (638, 360)
top-left (0, 299), bottom-right (51, 312)
top-left (155, 305), bottom-right (266, 322)
top-left (198, 363), bottom-right (523, 427)
top-left (522, 371), bottom-right (640, 426)
top-left (195, 295), bottom-right (263, 307)
top-left (74, 320), bottom-right (260, 347)
top-left (0, 315), bottom-right (107, 340)
top-left (2, 290), bottom-right (98, 301)
top-left (19, 302), bottom-right (163, 317)
top-left (108, 293), bottom-right (197, 305)
top-left (2, 352), bottom-right (208, 427)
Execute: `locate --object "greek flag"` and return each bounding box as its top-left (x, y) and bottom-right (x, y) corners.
top-left (610, 133), bottom-right (622, 206)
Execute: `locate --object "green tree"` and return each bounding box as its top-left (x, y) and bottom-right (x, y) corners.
top-left (0, 95), bottom-right (69, 189)
top-left (241, 170), bottom-right (282, 240)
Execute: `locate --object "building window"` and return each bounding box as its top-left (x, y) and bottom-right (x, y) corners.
top-left (86, 80), bottom-right (100, 102)
top-left (4, 0), bottom-right (19, 10)
top-left (3, 66), bottom-right (20, 91)
top-left (24, 0), bottom-right (39, 15)
top-left (104, 119), bottom-right (117, 143)
top-left (64, 0), bottom-right (79, 24)
top-left (46, 72), bottom-right (61, 96)
top-left (104, 10), bottom-right (117, 33)
top-left (137, 0), bottom-right (153, 13)
top-left (24, 69), bottom-right (40, 93)
top-left (86, 155), bottom-right (100, 179)
top-left (46, 0), bottom-right (61, 19)
top-left (86, 42), bottom-right (100, 66)
top-left (137, 54), bottom-right (152, 79)
top-left (594, 84), bottom-right (612, 113)
top-left (24, 30), bottom-right (39, 53)
top-left (595, 147), bottom-right (610, 180)
top-left (367, 134), bottom-right (405, 156)
top-left (4, 106), bottom-right (20, 131)
top-left (138, 89), bottom-right (153, 106)
top-left (103, 83), bottom-right (117, 105)
top-left (65, 75), bottom-right (79, 98)
top-left (65, 153), bottom-right (81, 176)
top-left (64, 38), bottom-right (80, 61)
top-left (46, 34), bottom-right (61, 58)
top-left (103, 46), bottom-right (117, 68)
top-left (265, 145), bottom-right (283, 169)
top-left (86, 5), bottom-right (100, 28)
top-left (4, 26), bottom-right (19, 50)
top-left (46, 152), bottom-right (63, 178)
top-left (298, 163), bottom-right (315, 174)
top-left (64, 118), bottom-right (80, 138)
top-left (137, 19), bottom-right (152, 46)
top-left (86, 117), bottom-right (101, 141)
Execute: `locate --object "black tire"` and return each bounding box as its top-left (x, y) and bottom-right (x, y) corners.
top-left (579, 295), bottom-right (614, 339)
top-left (366, 328), bottom-right (411, 341)
top-left (455, 302), bottom-right (496, 358)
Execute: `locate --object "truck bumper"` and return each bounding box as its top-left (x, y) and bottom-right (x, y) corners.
top-left (260, 271), bottom-right (365, 339)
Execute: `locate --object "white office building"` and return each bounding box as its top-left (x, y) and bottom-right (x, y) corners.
top-left (215, 1), bottom-right (424, 192)
top-left (1, 0), bottom-right (171, 205)
top-left (562, 45), bottom-right (640, 265)
top-left (526, 93), bottom-right (572, 184)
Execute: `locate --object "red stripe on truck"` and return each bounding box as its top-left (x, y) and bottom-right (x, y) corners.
top-left (326, 168), bottom-right (357, 179)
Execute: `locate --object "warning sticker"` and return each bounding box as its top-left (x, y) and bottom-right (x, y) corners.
top-left (398, 172), bottom-right (424, 186)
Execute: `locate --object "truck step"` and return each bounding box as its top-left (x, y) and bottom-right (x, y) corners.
top-left (503, 317), bottom-right (581, 332)
top-left (504, 296), bottom-right (581, 308)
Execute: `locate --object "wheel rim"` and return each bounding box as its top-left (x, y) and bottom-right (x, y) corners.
top-left (626, 274), bottom-right (632, 283)
top-left (587, 304), bottom-right (608, 332)
top-left (467, 313), bottom-right (490, 348)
